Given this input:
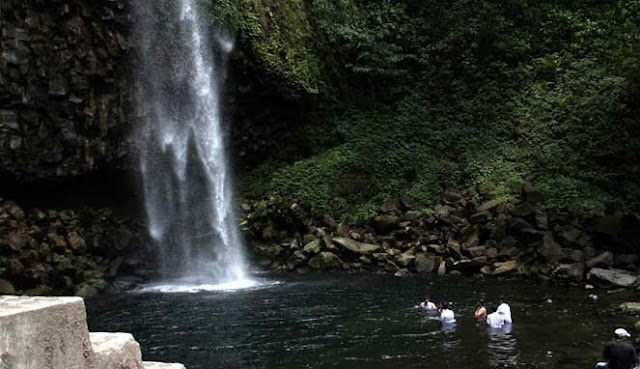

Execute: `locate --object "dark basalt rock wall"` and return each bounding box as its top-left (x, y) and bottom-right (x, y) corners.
top-left (0, 0), bottom-right (133, 182)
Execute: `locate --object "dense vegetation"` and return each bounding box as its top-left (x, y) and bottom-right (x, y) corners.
top-left (212, 0), bottom-right (640, 220)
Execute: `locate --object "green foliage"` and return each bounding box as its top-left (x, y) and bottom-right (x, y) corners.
top-left (210, 0), bottom-right (322, 94)
top-left (231, 0), bottom-right (640, 218)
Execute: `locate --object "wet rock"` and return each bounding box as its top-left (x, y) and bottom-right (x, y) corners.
top-left (59, 209), bottom-right (76, 223)
top-left (586, 252), bottom-right (614, 269)
top-left (255, 244), bottom-right (283, 257)
top-left (478, 200), bottom-right (500, 213)
top-left (400, 195), bottom-right (424, 211)
top-left (539, 232), bottom-right (566, 263)
top-left (486, 247), bottom-right (499, 259)
top-left (0, 279), bottom-right (16, 294)
top-left (396, 252), bottom-right (415, 267)
top-left (443, 191), bottom-right (463, 203)
top-left (332, 237), bottom-right (381, 254)
top-left (302, 239), bottom-right (321, 254)
top-left (337, 222), bottom-right (350, 236)
top-left (587, 268), bottom-right (638, 287)
top-left (553, 263), bottom-right (585, 282)
top-left (385, 261), bottom-right (400, 272)
top-left (415, 254), bottom-right (436, 273)
top-left (359, 255), bottom-right (371, 264)
top-left (6, 231), bottom-right (29, 251)
top-left (567, 249), bottom-right (585, 264)
top-left (509, 217), bottom-right (534, 231)
top-left (32, 208), bottom-right (47, 222)
top-left (287, 251), bottom-right (307, 269)
top-left (511, 202), bottom-right (534, 217)
top-left (462, 231), bottom-right (479, 248)
top-left (466, 246), bottom-right (487, 258)
top-left (380, 199), bottom-right (402, 214)
top-left (494, 260), bottom-right (519, 275)
top-left (7, 259), bottom-right (25, 277)
top-left (470, 211), bottom-right (492, 224)
top-left (559, 227), bottom-right (583, 245)
top-left (427, 244), bottom-right (445, 254)
top-left (452, 257), bottom-right (487, 272)
top-left (308, 252), bottom-right (343, 270)
top-left (5, 201), bottom-right (25, 220)
top-left (619, 302), bottom-right (640, 313)
top-left (66, 231), bottom-right (86, 250)
top-left (372, 215), bottom-right (399, 234)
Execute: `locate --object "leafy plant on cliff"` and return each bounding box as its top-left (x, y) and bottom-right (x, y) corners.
top-left (233, 0), bottom-right (640, 218)
top-left (210, 0), bottom-right (322, 94)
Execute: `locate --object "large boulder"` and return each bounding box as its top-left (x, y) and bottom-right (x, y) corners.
top-left (587, 268), bottom-right (638, 287)
top-left (308, 252), bottom-right (343, 270)
top-left (332, 237), bottom-right (381, 254)
top-left (493, 260), bottom-right (519, 275)
top-left (415, 254), bottom-right (436, 273)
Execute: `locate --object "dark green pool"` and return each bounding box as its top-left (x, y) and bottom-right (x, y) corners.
top-left (85, 274), bottom-right (639, 369)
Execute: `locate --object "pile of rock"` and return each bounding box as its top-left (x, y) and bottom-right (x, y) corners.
top-left (245, 190), bottom-right (640, 288)
top-left (0, 199), bottom-right (143, 296)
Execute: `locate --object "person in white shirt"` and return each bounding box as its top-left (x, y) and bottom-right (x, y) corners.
top-left (439, 301), bottom-right (456, 324)
top-left (486, 311), bottom-right (504, 329)
top-left (497, 296), bottom-right (513, 324)
top-left (418, 296), bottom-right (438, 311)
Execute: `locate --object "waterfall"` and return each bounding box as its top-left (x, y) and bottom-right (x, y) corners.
top-left (132, 0), bottom-right (247, 284)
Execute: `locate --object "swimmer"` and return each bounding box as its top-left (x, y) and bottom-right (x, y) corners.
top-left (439, 301), bottom-right (456, 324)
top-left (497, 295), bottom-right (513, 324)
top-left (418, 296), bottom-right (438, 311)
top-left (474, 299), bottom-right (487, 319)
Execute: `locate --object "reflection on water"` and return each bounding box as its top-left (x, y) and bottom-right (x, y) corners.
top-left (487, 324), bottom-right (519, 368)
top-left (86, 274), bottom-right (638, 369)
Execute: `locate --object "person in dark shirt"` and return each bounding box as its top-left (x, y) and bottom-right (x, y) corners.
top-left (601, 328), bottom-right (638, 369)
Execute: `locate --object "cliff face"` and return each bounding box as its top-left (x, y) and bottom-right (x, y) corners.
top-left (0, 0), bottom-right (133, 182)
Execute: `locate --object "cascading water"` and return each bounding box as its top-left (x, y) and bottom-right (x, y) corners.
top-left (132, 0), bottom-right (249, 288)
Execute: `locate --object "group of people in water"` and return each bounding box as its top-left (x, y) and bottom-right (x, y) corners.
top-left (417, 295), bottom-right (512, 328)
top-left (417, 295), bottom-right (638, 369)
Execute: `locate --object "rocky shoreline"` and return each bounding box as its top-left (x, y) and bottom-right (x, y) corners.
top-left (243, 186), bottom-right (640, 289)
top-left (0, 199), bottom-right (144, 296)
top-left (2, 182), bottom-right (640, 296)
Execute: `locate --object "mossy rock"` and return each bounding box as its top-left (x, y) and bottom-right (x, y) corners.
top-left (308, 252), bottom-right (343, 270)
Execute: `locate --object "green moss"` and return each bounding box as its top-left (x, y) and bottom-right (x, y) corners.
top-left (210, 0), bottom-right (322, 94)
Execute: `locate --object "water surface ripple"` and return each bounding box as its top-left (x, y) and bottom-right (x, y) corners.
top-left (86, 274), bottom-right (636, 369)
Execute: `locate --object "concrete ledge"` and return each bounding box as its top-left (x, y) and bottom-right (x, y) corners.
top-left (144, 362), bottom-right (187, 369)
top-left (0, 296), bottom-right (91, 369)
top-left (0, 296), bottom-right (187, 369)
top-left (89, 333), bottom-right (143, 369)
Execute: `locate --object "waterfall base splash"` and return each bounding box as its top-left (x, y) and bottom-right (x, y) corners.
top-left (136, 277), bottom-right (279, 294)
